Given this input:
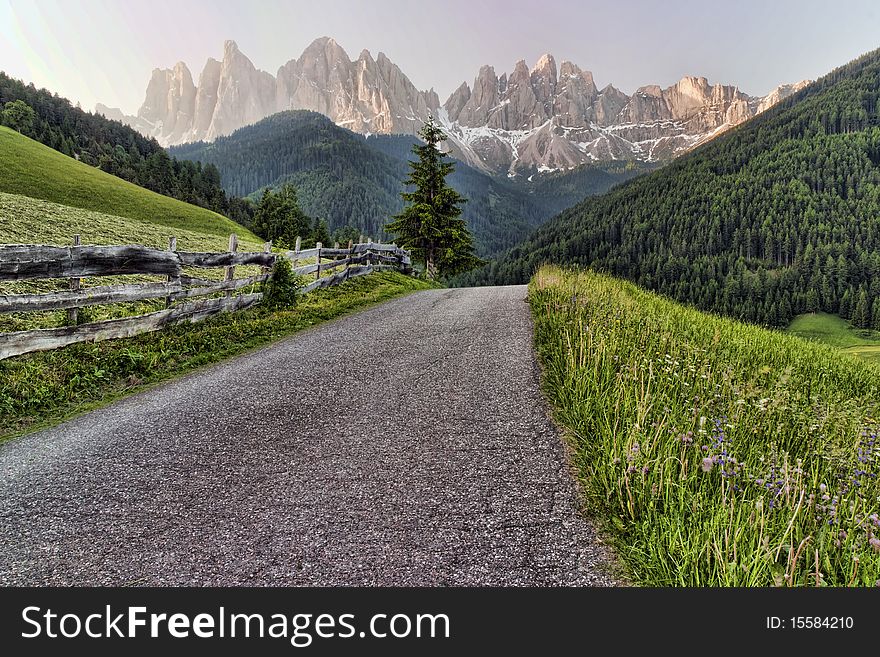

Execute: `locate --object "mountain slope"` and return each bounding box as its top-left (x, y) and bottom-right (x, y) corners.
top-left (170, 111), bottom-right (539, 255)
top-left (104, 38), bottom-right (805, 174)
top-left (0, 71), bottom-right (239, 220)
top-left (463, 49), bottom-right (880, 327)
top-left (0, 126), bottom-right (259, 243)
top-left (170, 111), bottom-right (640, 256)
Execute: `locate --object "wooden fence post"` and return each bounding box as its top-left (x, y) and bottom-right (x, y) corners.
top-left (225, 233), bottom-right (238, 298)
top-left (315, 241), bottom-right (322, 282)
top-left (262, 241), bottom-right (272, 287)
top-left (66, 234), bottom-right (81, 325)
top-left (293, 236), bottom-right (301, 269)
top-left (165, 236), bottom-right (178, 308)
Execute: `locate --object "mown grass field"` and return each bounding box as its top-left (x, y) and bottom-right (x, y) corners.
top-left (788, 312), bottom-right (880, 364)
top-left (0, 192), bottom-right (266, 332)
top-left (0, 126), bottom-right (255, 242)
top-left (0, 271), bottom-right (434, 441)
top-left (530, 266), bottom-right (880, 586)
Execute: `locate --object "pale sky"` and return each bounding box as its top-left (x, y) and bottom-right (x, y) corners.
top-left (2, 0), bottom-right (879, 115)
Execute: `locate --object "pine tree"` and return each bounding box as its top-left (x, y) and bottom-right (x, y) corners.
top-left (872, 297), bottom-right (880, 331)
top-left (385, 117), bottom-right (482, 279)
top-left (253, 183), bottom-right (311, 249)
top-left (839, 288), bottom-right (853, 319)
top-left (853, 288), bottom-right (871, 328)
top-left (805, 288), bottom-right (819, 313)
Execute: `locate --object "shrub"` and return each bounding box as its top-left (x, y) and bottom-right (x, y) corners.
top-left (263, 257), bottom-right (301, 310)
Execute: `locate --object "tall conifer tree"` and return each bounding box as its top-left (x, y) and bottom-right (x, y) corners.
top-left (386, 117), bottom-right (482, 279)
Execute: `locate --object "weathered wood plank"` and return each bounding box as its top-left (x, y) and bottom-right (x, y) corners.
top-left (351, 242), bottom-right (405, 254)
top-left (298, 265), bottom-right (373, 295)
top-left (317, 248), bottom-right (351, 257)
top-left (67, 234), bottom-right (81, 325)
top-left (292, 263), bottom-right (319, 276)
top-left (178, 250), bottom-right (274, 268)
top-left (166, 236), bottom-right (179, 309)
top-left (0, 244), bottom-right (181, 281)
top-left (0, 293), bottom-right (262, 360)
top-left (179, 274), bottom-right (216, 287)
top-left (0, 272), bottom-right (270, 314)
top-left (0, 281), bottom-right (184, 314)
top-left (287, 247), bottom-right (319, 261)
top-left (168, 274), bottom-right (268, 301)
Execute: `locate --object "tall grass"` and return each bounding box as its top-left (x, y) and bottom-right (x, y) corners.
top-left (530, 266), bottom-right (880, 586)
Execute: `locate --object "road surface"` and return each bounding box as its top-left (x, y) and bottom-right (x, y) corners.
top-left (0, 285), bottom-right (618, 585)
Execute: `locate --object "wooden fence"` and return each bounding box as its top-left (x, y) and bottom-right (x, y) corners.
top-left (0, 235), bottom-right (411, 360)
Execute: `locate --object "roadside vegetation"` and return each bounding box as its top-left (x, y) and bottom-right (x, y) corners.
top-left (530, 266), bottom-right (880, 586)
top-left (0, 272), bottom-right (434, 442)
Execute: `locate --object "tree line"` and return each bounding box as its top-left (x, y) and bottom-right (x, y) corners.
top-left (462, 47), bottom-right (880, 327)
top-left (0, 71), bottom-right (253, 228)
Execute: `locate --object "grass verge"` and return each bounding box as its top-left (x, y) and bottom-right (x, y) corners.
top-left (530, 266), bottom-right (880, 586)
top-left (0, 272), bottom-right (434, 442)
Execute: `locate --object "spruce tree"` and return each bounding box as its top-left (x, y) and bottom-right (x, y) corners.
top-left (872, 297), bottom-right (880, 331)
top-left (853, 288), bottom-right (871, 328)
top-left (385, 117), bottom-right (482, 279)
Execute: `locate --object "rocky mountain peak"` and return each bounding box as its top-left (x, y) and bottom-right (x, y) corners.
top-left (108, 37), bottom-right (810, 176)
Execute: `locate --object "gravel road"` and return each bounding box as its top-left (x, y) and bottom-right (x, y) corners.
top-left (0, 285), bottom-right (618, 586)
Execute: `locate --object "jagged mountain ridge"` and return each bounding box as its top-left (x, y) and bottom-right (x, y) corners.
top-left (100, 38), bottom-right (809, 175)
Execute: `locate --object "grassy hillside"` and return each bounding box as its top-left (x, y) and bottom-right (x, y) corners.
top-left (0, 187), bottom-right (262, 334)
top-left (0, 191), bottom-right (258, 251)
top-left (788, 312), bottom-right (880, 364)
top-left (531, 266), bottom-right (880, 586)
top-left (474, 48), bottom-right (880, 329)
top-left (0, 126), bottom-right (257, 243)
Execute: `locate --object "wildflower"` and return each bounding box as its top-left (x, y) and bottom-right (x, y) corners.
top-left (701, 457), bottom-right (714, 472)
top-left (870, 537), bottom-right (880, 552)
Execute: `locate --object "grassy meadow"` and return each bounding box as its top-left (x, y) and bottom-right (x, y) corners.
top-left (0, 126), bottom-right (255, 242)
top-left (0, 192), bottom-right (267, 333)
top-left (530, 266), bottom-right (880, 586)
top-left (788, 312), bottom-right (880, 365)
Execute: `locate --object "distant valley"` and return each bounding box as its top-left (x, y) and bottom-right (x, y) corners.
top-left (169, 110), bottom-right (650, 256)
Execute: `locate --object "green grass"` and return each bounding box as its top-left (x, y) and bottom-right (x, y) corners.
top-left (0, 271), bottom-right (435, 442)
top-left (530, 266), bottom-right (880, 587)
top-left (0, 192), bottom-right (265, 333)
top-left (787, 312), bottom-right (880, 364)
top-left (0, 126), bottom-right (257, 243)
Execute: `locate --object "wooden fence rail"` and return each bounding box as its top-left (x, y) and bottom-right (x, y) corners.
top-left (0, 235), bottom-right (411, 361)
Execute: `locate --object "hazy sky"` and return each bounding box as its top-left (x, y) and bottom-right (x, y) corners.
top-left (2, 0), bottom-right (880, 115)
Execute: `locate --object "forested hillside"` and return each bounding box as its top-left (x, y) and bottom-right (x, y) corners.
top-left (0, 71), bottom-right (251, 227)
top-left (170, 111), bottom-right (640, 256)
top-left (463, 49), bottom-right (880, 327)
